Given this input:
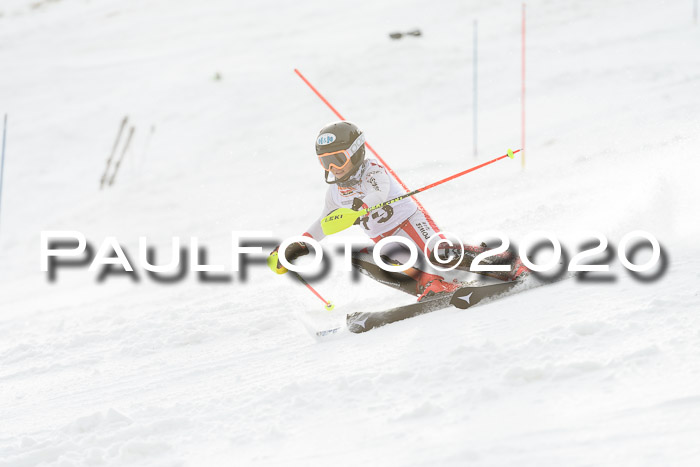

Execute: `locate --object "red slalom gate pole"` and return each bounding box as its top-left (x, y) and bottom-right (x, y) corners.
top-left (320, 149), bottom-right (520, 235)
top-left (293, 68), bottom-right (443, 235)
top-left (382, 149), bottom-right (521, 209)
top-left (291, 271), bottom-right (335, 311)
top-left (416, 149), bottom-right (520, 193)
top-left (321, 149), bottom-right (520, 235)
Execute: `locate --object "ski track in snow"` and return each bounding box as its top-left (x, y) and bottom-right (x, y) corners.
top-left (1, 0), bottom-right (700, 465)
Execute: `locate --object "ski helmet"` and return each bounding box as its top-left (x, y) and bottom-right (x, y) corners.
top-left (315, 121), bottom-right (366, 184)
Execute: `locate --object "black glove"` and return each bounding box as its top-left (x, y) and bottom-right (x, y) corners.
top-left (351, 198), bottom-right (369, 225)
top-left (270, 242), bottom-right (309, 266)
top-left (268, 242), bottom-right (309, 273)
top-left (283, 242), bottom-right (309, 262)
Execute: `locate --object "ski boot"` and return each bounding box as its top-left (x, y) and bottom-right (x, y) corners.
top-left (508, 257), bottom-right (530, 281)
top-left (416, 272), bottom-right (460, 302)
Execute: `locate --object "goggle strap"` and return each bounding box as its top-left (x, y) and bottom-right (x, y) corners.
top-left (347, 133), bottom-right (365, 158)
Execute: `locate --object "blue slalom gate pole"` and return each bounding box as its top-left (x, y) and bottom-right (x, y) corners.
top-left (473, 19), bottom-right (478, 158)
top-left (0, 114), bottom-right (6, 230)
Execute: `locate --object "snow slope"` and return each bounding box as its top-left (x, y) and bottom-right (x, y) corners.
top-left (1, 0), bottom-right (700, 465)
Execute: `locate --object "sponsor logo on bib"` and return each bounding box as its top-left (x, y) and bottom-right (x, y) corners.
top-left (339, 186), bottom-right (360, 197)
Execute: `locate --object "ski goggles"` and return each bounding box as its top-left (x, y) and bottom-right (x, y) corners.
top-left (317, 133), bottom-right (366, 171)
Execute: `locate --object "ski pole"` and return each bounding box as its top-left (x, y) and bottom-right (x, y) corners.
top-left (321, 148), bottom-right (520, 235)
top-left (108, 126), bottom-right (135, 186)
top-left (268, 250), bottom-right (335, 310)
top-left (101, 116), bottom-right (128, 189)
top-left (290, 271), bottom-right (335, 311)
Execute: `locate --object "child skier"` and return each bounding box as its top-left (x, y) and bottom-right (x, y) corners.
top-left (268, 121), bottom-right (527, 301)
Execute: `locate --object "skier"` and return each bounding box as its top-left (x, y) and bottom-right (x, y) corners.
top-left (268, 121), bottom-right (527, 301)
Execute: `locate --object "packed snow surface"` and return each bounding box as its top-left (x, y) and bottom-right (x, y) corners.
top-left (1, 0), bottom-right (700, 465)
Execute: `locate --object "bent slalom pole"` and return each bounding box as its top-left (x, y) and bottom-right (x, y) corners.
top-left (321, 149), bottom-right (519, 235)
top-left (294, 68), bottom-right (442, 234)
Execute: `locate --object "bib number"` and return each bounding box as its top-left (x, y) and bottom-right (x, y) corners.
top-left (361, 205), bottom-right (394, 230)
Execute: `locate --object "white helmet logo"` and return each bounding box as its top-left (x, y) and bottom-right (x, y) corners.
top-left (317, 133), bottom-right (336, 146)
